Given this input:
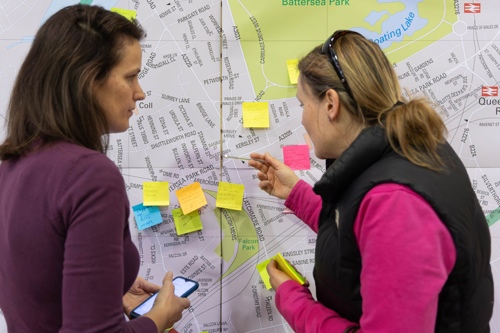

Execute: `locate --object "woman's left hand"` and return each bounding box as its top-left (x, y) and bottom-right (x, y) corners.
top-left (123, 276), bottom-right (161, 317)
top-left (266, 259), bottom-right (310, 291)
top-left (266, 259), bottom-right (294, 290)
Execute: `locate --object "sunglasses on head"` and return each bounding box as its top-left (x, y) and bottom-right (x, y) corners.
top-left (321, 30), bottom-right (362, 109)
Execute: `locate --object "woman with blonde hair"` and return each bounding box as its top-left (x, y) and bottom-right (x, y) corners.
top-left (250, 30), bottom-right (493, 332)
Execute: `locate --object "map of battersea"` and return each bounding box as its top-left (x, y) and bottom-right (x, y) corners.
top-left (1, 0), bottom-right (500, 332)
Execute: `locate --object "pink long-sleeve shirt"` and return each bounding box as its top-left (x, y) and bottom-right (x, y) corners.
top-left (277, 180), bottom-right (456, 333)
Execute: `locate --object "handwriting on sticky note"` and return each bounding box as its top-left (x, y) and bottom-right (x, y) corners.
top-left (287, 59), bottom-right (299, 85)
top-left (175, 182), bottom-right (207, 215)
top-left (242, 102), bottom-right (269, 128)
top-left (216, 182), bottom-right (244, 211)
top-left (172, 208), bottom-right (203, 235)
top-left (283, 145), bottom-right (310, 170)
top-left (111, 7), bottom-right (137, 21)
top-left (132, 203), bottom-right (163, 230)
top-left (256, 258), bottom-right (273, 290)
top-left (143, 182), bottom-right (169, 206)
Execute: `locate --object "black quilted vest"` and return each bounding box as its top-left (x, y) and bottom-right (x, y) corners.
top-left (313, 126), bottom-right (493, 332)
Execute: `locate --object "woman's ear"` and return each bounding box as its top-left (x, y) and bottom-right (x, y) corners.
top-left (324, 88), bottom-right (340, 122)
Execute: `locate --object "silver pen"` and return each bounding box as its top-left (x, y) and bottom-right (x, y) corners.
top-left (224, 154), bottom-right (268, 164)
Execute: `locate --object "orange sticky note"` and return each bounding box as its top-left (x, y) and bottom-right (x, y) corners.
top-left (216, 182), bottom-right (245, 211)
top-left (287, 59), bottom-right (299, 85)
top-left (143, 182), bottom-right (170, 206)
top-left (175, 182), bottom-right (207, 215)
top-left (242, 102), bottom-right (270, 128)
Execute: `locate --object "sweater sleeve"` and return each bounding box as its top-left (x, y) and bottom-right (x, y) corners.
top-left (57, 154), bottom-right (157, 333)
top-left (275, 183), bottom-right (456, 333)
top-left (284, 180), bottom-right (322, 233)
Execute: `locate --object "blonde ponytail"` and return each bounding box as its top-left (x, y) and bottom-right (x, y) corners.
top-left (299, 32), bottom-right (448, 171)
top-left (381, 98), bottom-right (448, 171)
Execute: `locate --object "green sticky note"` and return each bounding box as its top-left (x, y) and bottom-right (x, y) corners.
top-left (215, 182), bottom-right (245, 211)
top-left (172, 208), bottom-right (203, 235)
top-left (274, 252), bottom-right (306, 285)
top-left (111, 7), bottom-right (137, 21)
top-left (242, 102), bottom-right (270, 128)
top-left (143, 182), bottom-right (170, 206)
top-left (256, 258), bottom-right (273, 290)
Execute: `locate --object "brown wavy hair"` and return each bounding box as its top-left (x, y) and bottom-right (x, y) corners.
top-left (298, 32), bottom-right (447, 171)
top-left (0, 4), bottom-right (145, 160)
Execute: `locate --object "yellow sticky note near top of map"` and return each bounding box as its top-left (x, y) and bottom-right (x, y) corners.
top-left (172, 207), bottom-right (203, 235)
top-left (111, 7), bottom-right (137, 21)
top-left (143, 182), bottom-right (170, 206)
top-left (286, 59), bottom-right (299, 85)
top-left (175, 182), bottom-right (207, 215)
top-left (242, 102), bottom-right (270, 128)
top-left (216, 182), bottom-right (245, 211)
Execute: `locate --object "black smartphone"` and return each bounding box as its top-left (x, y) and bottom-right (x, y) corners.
top-left (130, 276), bottom-right (199, 318)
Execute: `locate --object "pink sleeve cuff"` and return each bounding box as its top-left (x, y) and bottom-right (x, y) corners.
top-left (284, 180), bottom-right (322, 232)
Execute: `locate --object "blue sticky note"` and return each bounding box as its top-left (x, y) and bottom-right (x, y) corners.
top-left (132, 203), bottom-right (163, 230)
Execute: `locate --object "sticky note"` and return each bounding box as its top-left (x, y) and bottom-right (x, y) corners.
top-left (143, 182), bottom-right (170, 206)
top-left (274, 252), bottom-right (306, 285)
top-left (256, 258), bottom-right (273, 289)
top-left (132, 203), bottom-right (163, 230)
top-left (111, 7), bottom-right (137, 21)
top-left (242, 102), bottom-right (270, 128)
top-left (256, 253), bottom-right (306, 290)
top-left (287, 59), bottom-right (299, 85)
top-left (216, 182), bottom-right (245, 211)
top-left (283, 145), bottom-right (310, 170)
top-left (175, 182), bottom-right (207, 215)
top-left (172, 208), bottom-right (203, 235)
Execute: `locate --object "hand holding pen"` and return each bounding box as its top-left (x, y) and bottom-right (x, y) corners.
top-left (246, 152), bottom-right (299, 200)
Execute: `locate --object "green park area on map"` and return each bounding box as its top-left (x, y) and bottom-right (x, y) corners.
top-left (227, 0), bottom-right (457, 100)
top-left (205, 190), bottom-right (259, 278)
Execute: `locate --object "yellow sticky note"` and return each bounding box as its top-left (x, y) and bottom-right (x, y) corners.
top-left (111, 7), bottom-right (137, 21)
top-left (274, 252), bottom-right (306, 285)
top-left (175, 182), bottom-right (207, 215)
top-left (256, 258), bottom-right (273, 289)
top-left (216, 182), bottom-right (244, 211)
top-left (143, 182), bottom-right (170, 206)
top-left (172, 208), bottom-right (203, 235)
top-left (287, 59), bottom-right (299, 85)
top-left (242, 102), bottom-right (269, 128)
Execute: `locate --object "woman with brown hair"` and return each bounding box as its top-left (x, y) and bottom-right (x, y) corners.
top-left (0, 5), bottom-right (188, 332)
top-left (250, 30), bottom-right (493, 332)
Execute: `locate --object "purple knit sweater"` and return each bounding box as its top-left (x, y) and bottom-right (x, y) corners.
top-left (0, 141), bottom-right (156, 332)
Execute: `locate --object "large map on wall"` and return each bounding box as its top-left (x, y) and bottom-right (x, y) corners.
top-left (1, 0), bottom-right (500, 332)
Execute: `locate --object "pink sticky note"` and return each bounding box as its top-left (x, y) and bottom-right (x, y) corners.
top-left (283, 145), bottom-right (310, 170)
